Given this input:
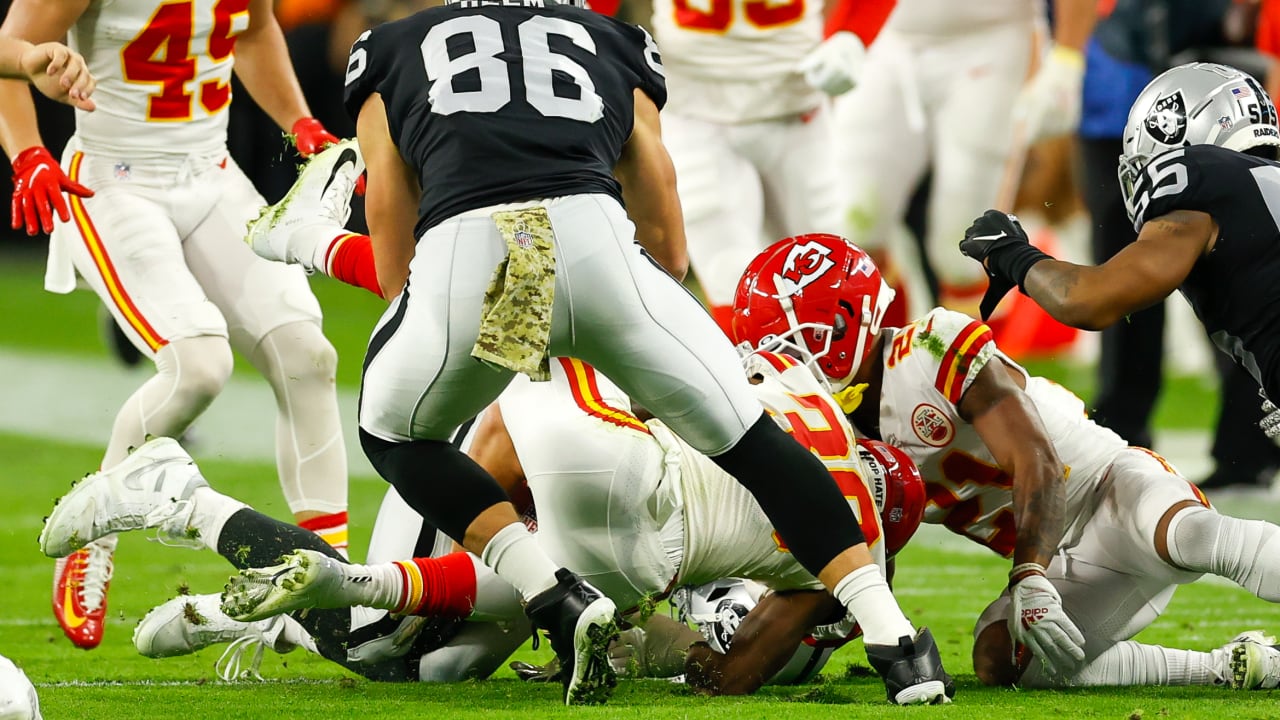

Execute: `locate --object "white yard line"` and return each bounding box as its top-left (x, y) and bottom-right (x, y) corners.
top-left (0, 348), bottom-right (377, 479)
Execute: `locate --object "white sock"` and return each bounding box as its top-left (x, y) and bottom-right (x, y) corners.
top-left (479, 522), bottom-right (559, 602)
top-left (1167, 508), bottom-right (1280, 601)
top-left (189, 487), bottom-right (249, 553)
top-left (1036, 641), bottom-right (1228, 687)
top-left (833, 564), bottom-right (915, 646)
top-left (468, 554), bottom-right (525, 623)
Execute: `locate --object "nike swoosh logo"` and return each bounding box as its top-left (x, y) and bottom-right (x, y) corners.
top-left (120, 457), bottom-right (189, 492)
top-left (61, 582), bottom-right (87, 629)
top-left (970, 232), bottom-right (1007, 242)
top-left (321, 148), bottom-right (358, 198)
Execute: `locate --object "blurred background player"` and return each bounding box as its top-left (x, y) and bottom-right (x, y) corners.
top-left (649, 0), bottom-right (866, 332)
top-left (0, 0), bottom-right (351, 649)
top-left (830, 0), bottom-right (1095, 316)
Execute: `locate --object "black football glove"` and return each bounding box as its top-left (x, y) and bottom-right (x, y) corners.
top-left (959, 209), bottom-right (1053, 320)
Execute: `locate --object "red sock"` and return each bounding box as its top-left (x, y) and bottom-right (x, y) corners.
top-left (299, 511), bottom-right (349, 556)
top-left (325, 233), bottom-right (382, 298)
top-left (393, 552), bottom-right (478, 618)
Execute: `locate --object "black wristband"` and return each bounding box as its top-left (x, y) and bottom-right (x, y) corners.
top-left (987, 242), bottom-right (1053, 293)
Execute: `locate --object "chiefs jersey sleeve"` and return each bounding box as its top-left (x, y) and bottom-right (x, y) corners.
top-left (890, 308), bottom-right (996, 411)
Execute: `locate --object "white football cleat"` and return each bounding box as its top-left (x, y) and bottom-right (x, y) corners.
top-left (135, 593), bottom-right (313, 682)
top-left (0, 655), bottom-right (40, 720)
top-left (40, 437), bottom-right (207, 558)
top-left (1228, 630), bottom-right (1280, 689)
top-left (246, 139), bottom-right (364, 272)
top-left (221, 549), bottom-right (365, 622)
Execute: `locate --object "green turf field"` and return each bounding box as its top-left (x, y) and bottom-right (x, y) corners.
top-left (2, 247), bottom-right (1277, 719)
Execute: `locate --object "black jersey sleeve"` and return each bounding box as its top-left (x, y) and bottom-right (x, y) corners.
top-left (611, 21), bottom-right (667, 110)
top-left (1133, 144), bottom-right (1245, 228)
top-left (343, 25), bottom-right (386, 122)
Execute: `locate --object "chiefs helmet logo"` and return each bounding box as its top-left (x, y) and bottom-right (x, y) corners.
top-left (775, 241), bottom-right (837, 296)
top-left (911, 404), bottom-right (954, 447)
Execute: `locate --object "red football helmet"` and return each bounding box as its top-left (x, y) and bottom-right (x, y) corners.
top-left (856, 439), bottom-right (926, 559)
top-left (731, 234), bottom-right (894, 390)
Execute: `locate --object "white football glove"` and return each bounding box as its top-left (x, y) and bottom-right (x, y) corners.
top-left (1008, 568), bottom-right (1085, 677)
top-left (1260, 390), bottom-right (1280, 439)
top-left (1014, 45), bottom-right (1084, 143)
top-left (607, 616), bottom-right (703, 678)
top-left (797, 31), bottom-right (866, 97)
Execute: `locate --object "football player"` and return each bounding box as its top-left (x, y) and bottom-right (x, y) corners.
top-left (733, 233), bottom-right (1280, 689)
top-left (832, 0), bottom-right (1095, 313)
top-left (36, 355), bottom-right (933, 698)
top-left (240, 0), bottom-right (952, 704)
top-left (0, 0), bottom-right (352, 649)
top-left (961, 63), bottom-right (1280, 436)
top-left (0, 37), bottom-right (93, 110)
top-left (648, 0), bottom-right (866, 330)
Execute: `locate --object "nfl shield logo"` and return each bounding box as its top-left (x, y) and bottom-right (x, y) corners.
top-left (514, 230), bottom-right (534, 249)
top-left (113, 162), bottom-right (131, 181)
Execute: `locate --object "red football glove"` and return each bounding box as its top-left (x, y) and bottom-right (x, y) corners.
top-left (290, 117), bottom-right (339, 158)
top-left (10, 145), bottom-right (93, 236)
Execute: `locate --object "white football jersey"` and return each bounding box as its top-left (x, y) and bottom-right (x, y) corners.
top-left (875, 308), bottom-right (1126, 558)
top-left (68, 0), bottom-right (250, 155)
top-left (675, 351), bottom-right (886, 591)
top-left (885, 0), bottom-right (1037, 36)
top-left (650, 0), bottom-right (823, 79)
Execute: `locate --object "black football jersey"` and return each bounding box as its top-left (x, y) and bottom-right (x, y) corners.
top-left (344, 0), bottom-right (666, 235)
top-left (1133, 143), bottom-right (1280, 399)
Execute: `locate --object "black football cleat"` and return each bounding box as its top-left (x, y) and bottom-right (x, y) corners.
top-left (865, 627), bottom-right (955, 705)
top-left (524, 569), bottom-right (620, 705)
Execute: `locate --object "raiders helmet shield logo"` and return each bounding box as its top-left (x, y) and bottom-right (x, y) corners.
top-left (1145, 91), bottom-right (1187, 145)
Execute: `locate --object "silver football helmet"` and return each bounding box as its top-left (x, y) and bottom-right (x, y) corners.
top-left (1119, 62), bottom-right (1280, 223)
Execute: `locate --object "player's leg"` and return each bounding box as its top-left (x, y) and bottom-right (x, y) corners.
top-left (551, 194), bottom-right (950, 705)
top-left (830, 29), bottom-right (929, 286)
top-left (755, 110), bottom-right (844, 242)
top-left (49, 151), bottom-right (235, 649)
top-left (662, 111), bottom-right (764, 331)
top-left (181, 155), bottom-right (351, 553)
top-left (357, 212), bottom-right (619, 705)
top-left (925, 23), bottom-right (1032, 313)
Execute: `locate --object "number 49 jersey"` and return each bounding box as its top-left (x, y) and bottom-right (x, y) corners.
top-left (344, 1), bottom-right (666, 236)
top-left (69, 0), bottom-right (249, 156)
top-left (1131, 144), bottom-right (1280, 402)
top-left (874, 309), bottom-right (1127, 557)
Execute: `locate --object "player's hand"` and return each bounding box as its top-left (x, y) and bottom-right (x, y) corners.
top-left (607, 617), bottom-right (702, 678)
top-left (20, 42), bottom-right (96, 112)
top-left (1260, 390), bottom-right (1280, 439)
top-left (1009, 569), bottom-right (1085, 677)
top-left (291, 117), bottom-right (340, 158)
top-left (1015, 45), bottom-right (1084, 143)
top-left (960, 209), bottom-right (1047, 320)
top-left (10, 145), bottom-right (93, 236)
top-left (798, 32), bottom-right (866, 97)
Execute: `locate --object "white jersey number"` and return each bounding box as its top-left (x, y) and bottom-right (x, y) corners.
top-left (422, 15), bottom-right (604, 122)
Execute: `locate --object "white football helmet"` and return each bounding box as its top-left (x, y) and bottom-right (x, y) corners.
top-left (670, 578), bottom-right (834, 685)
top-left (1119, 62), bottom-right (1280, 223)
top-left (0, 656), bottom-right (40, 720)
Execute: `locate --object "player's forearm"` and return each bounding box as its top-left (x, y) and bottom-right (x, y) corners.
top-left (0, 79), bottom-right (44, 157)
top-left (1009, 449), bottom-right (1066, 569)
top-left (1022, 260), bottom-right (1134, 330)
top-left (232, 17), bottom-right (311, 132)
top-left (1050, 0), bottom-right (1096, 52)
top-left (0, 36), bottom-right (33, 79)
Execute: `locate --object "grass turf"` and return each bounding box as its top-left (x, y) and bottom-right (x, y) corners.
top-left (0, 246), bottom-right (1266, 717)
top-left (4, 431), bottom-right (1280, 718)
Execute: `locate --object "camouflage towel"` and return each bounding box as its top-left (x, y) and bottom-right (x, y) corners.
top-left (471, 207), bottom-right (557, 381)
